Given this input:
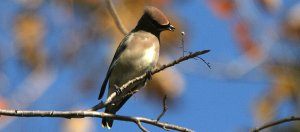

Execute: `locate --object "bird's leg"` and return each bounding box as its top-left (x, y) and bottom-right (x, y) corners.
top-left (146, 71), bottom-right (152, 80)
top-left (114, 84), bottom-right (122, 96)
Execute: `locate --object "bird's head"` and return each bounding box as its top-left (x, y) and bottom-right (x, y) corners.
top-left (134, 6), bottom-right (175, 35)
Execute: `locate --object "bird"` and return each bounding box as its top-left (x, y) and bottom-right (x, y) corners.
top-left (98, 6), bottom-right (175, 129)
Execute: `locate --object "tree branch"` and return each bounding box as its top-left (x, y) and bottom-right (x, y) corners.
top-left (252, 116), bottom-right (300, 132)
top-left (156, 95), bottom-right (168, 121)
top-left (135, 119), bottom-right (149, 132)
top-left (0, 109), bottom-right (193, 132)
top-left (105, 0), bottom-right (128, 35)
top-left (90, 50), bottom-right (210, 111)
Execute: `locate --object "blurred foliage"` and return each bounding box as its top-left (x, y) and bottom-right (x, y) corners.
top-left (62, 116), bottom-right (94, 132)
top-left (14, 11), bottom-right (46, 70)
top-left (206, 0), bottom-right (300, 131)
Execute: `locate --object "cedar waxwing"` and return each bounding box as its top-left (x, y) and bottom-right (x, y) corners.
top-left (98, 6), bottom-right (175, 129)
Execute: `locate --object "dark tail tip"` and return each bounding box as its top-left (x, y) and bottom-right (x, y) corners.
top-left (102, 118), bottom-right (113, 129)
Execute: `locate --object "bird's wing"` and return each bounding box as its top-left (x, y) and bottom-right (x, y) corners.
top-left (98, 34), bottom-right (130, 100)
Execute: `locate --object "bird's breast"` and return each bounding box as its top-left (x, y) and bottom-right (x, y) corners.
top-left (140, 45), bottom-right (157, 65)
top-left (117, 44), bottom-right (158, 72)
top-left (125, 44), bottom-right (158, 71)
top-left (110, 32), bottom-right (159, 87)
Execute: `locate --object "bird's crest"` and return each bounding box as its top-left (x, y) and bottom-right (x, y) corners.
top-left (144, 6), bottom-right (170, 26)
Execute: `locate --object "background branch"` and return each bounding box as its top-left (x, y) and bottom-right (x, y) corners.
top-left (0, 109), bottom-right (193, 132)
top-left (252, 116), bottom-right (300, 132)
top-left (105, 0), bottom-right (128, 35)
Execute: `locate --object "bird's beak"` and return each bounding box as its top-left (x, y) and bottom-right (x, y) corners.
top-left (168, 24), bottom-right (175, 31)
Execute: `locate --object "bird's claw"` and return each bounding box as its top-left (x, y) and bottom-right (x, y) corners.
top-left (114, 84), bottom-right (122, 96)
top-left (146, 71), bottom-right (152, 80)
top-left (116, 89), bottom-right (122, 96)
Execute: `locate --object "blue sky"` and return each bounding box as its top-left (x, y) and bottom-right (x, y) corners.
top-left (2, 0), bottom-right (298, 132)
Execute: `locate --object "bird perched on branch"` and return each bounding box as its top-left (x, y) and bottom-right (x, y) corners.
top-left (98, 6), bottom-right (175, 129)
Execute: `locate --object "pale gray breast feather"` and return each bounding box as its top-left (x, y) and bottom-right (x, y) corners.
top-left (141, 44), bottom-right (157, 64)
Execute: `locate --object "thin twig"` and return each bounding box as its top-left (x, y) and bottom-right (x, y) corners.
top-left (252, 116), bottom-right (300, 132)
top-left (135, 119), bottom-right (149, 132)
top-left (195, 56), bottom-right (211, 69)
top-left (90, 50), bottom-right (210, 111)
top-left (105, 0), bottom-right (128, 35)
top-left (157, 95), bottom-right (168, 121)
top-left (0, 109), bottom-right (193, 132)
top-left (180, 31), bottom-right (187, 56)
top-left (178, 32), bottom-right (211, 69)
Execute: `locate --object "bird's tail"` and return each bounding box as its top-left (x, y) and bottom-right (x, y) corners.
top-left (101, 85), bottom-right (134, 129)
top-left (102, 109), bottom-right (114, 129)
